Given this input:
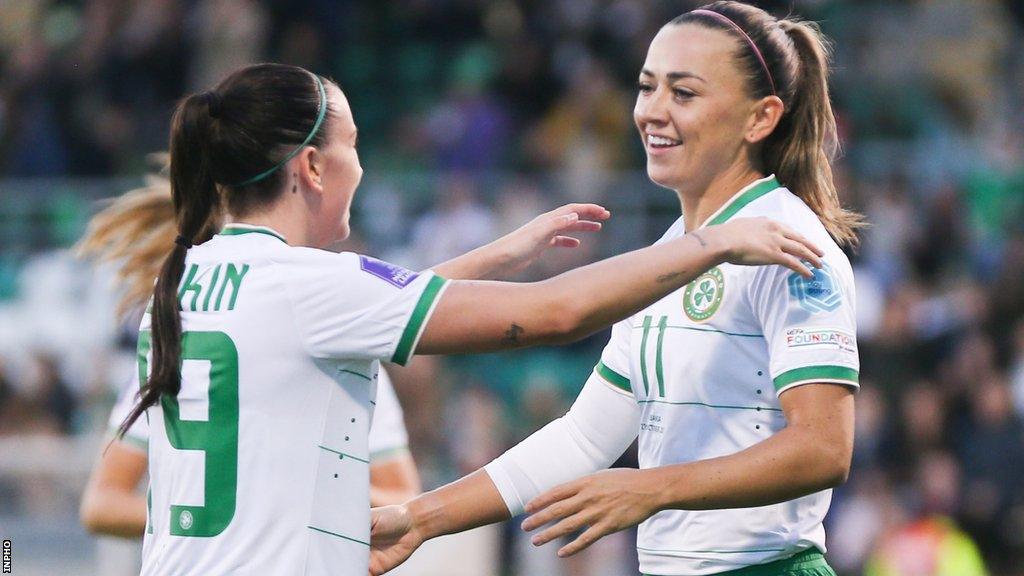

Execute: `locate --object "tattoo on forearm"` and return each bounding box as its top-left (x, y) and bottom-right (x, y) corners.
top-left (502, 323), bottom-right (524, 345)
top-left (656, 271), bottom-right (686, 283)
top-left (690, 231), bottom-right (708, 248)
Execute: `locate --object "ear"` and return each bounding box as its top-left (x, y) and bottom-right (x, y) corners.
top-left (296, 146), bottom-right (323, 193)
top-left (745, 95), bottom-right (785, 144)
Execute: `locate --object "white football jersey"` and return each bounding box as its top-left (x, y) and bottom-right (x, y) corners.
top-left (136, 224), bottom-right (447, 576)
top-left (108, 363), bottom-right (409, 460)
top-left (596, 175), bottom-right (859, 575)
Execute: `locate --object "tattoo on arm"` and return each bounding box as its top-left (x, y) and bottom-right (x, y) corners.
top-left (656, 271), bottom-right (685, 283)
top-left (501, 323), bottom-right (524, 346)
top-left (690, 231), bottom-right (708, 248)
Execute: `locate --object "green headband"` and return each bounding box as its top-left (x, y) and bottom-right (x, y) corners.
top-left (234, 74), bottom-right (328, 187)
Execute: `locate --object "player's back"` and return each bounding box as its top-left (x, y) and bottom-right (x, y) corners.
top-left (138, 224), bottom-right (446, 575)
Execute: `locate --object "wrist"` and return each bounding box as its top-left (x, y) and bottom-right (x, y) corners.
top-left (693, 227), bottom-right (729, 265)
top-left (406, 492), bottom-right (443, 541)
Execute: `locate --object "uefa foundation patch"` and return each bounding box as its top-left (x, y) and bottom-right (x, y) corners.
top-left (359, 255), bottom-right (420, 288)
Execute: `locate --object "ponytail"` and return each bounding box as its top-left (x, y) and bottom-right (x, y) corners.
top-left (764, 20), bottom-right (863, 247)
top-left (676, 2), bottom-right (864, 247)
top-left (118, 94), bottom-right (221, 437)
top-left (116, 64), bottom-right (333, 437)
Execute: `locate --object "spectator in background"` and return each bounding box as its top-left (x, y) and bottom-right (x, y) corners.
top-left (864, 451), bottom-right (988, 576)
top-left (409, 173), bottom-right (495, 268)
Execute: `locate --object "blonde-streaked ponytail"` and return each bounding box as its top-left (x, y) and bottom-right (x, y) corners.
top-left (75, 155), bottom-right (188, 321)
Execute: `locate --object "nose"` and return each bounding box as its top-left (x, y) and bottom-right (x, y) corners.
top-left (634, 86), bottom-right (670, 128)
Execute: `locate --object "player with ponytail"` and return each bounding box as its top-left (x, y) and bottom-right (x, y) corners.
top-left (371, 3), bottom-right (861, 575)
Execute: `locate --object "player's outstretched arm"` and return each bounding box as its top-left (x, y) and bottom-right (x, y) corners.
top-left (430, 203), bottom-right (610, 281)
top-left (521, 383), bottom-right (854, 557)
top-left (417, 217), bottom-right (824, 355)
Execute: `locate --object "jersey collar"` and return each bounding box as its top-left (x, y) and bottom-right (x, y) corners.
top-left (219, 223), bottom-right (288, 243)
top-left (699, 174), bottom-right (781, 228)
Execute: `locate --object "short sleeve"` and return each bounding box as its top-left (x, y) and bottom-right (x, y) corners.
top-left (368, 369), bottom-right (409, 462)
top-left (108, 373), bottom-right (150, 452)
top-left (593, 318), bottom-right (633, 395)
top-left (750, 259), bottom-right (859, 396)
top-left (285, 252), bottom-right (449, 365)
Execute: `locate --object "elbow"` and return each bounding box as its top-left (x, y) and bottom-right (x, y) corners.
top-left (540, 288), bottom-right (591, 345)
top-left (79, 494), bottom-right (105, 534)
top-left (820, 442), bottom-right (853, 489)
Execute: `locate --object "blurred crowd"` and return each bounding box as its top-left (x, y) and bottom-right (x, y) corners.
top-left (1, 0), bottom-right (1024, 574)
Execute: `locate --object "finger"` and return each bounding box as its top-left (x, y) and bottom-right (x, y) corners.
top-left (778, 253), bottom-right (814, 278)
top-left (531, 509), bottom-right (593, 546)
top-left (553, 203), bottom-right (611, 221)
top-left (560, 220), bottom-right (603, 233)
top-left (525, 482), bottom-right (580, 514)
top-left (550, 236), bottom-right (581, 248)
top-left (522, 494), bottom-right (584, 531)
top-left (781, 239), bottom-right (823, 271)
top-left (557, 524), bottom-right (609, 557)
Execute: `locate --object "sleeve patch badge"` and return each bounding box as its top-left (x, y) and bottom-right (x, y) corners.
top-left (785, 327), bottom-right (857, 354)
top-left (359, 255), bottom-right (420, 288)
top-left (788, 263), bottom-right (842, 313)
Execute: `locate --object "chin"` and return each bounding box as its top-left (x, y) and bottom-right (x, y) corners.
top-left (646, 164), bottom-right (683, 191)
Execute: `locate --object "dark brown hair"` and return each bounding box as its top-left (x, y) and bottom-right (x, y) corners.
top-left (674, 1), bottom-right (864, 247)
top-left (119, 63), bottom-right (334, 436)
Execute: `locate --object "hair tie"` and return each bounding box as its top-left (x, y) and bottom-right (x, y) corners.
top-left (203, 91), bottom-right (223, 118)
top-left (691, 9), bottom-right (777, 97)
top-left (174, 234), bottom-right (193, 248)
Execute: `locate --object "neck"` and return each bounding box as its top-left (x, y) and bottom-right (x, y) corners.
top-left (227, 198), bottom-right (314, 247)
top-left (677, 165), bottom-right (766, 231)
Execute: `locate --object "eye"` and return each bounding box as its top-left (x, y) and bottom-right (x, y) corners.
top-left (672, 88), bottom-right (695, 100)
top-left (637, 81), bottom-right (653, 94)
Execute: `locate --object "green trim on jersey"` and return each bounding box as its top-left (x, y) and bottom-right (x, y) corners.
top-left (338, 368), bottom-right (372, 381)
top-left (219, 224), bottom-right (287, 243)
top-left (705, 176), bottom-right (781, 226)
top-left (773, 365), bottom-right (859, 391)
top-left (595, 361), bottom-right (631, 393)
top-left (306, 525), bottom-right (370, 547)
top-left (637, 398), bottom-right (782, 412)
top-left (639, 316), bottom-right (653, 396)
top-left (391, 275), bottom-right (448, 366)
top-left (318, 444), bottom-right (370, 464)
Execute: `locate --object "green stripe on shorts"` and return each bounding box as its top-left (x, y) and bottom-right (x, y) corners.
top-left (644, 548), bottom-right (835, 576)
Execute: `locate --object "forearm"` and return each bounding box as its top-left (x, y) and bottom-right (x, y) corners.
top-left (650, 425), bottom-right (848, 512)
top-left (80, 488), bottom-right (147, 538)
top-left (407, 470), bottom-right (510, 540)
top-left (431, 243), bottom-right (509, 281)
top-left (543, 232), bottom-right (723, 342)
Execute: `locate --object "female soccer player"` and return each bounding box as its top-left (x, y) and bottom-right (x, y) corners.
top-left (75, 161), bottom-right (611, 540)
top-left (370, 3), bottom-right (862, 575)
top-left (127, 61), bottom-right (821, 575)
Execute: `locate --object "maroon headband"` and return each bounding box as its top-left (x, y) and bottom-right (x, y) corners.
top-left (690, 9), bottom-right (776, 96)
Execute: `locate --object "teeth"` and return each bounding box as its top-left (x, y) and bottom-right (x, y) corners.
top-left (648, 135), bottom-right (680, 147)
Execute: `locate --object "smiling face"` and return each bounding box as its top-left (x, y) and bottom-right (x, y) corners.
top-left (312, 83), bottom-right (362, 245)
top-left (634, 23), bottom-right (763, 192)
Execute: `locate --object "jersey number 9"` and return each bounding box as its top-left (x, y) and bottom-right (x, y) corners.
top-left (138, 331), bottom-right (239, 537)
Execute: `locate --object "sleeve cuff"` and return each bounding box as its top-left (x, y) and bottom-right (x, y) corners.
top-left (390, 275), bottom-right (449, 366)
top-left (773, 365), bottom-right (859, 395)
top-left (595, 361), bottom-right (631, 394)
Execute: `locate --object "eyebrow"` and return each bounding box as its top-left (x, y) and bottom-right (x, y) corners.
top-left (640, 68), bottom-right (707, 83)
